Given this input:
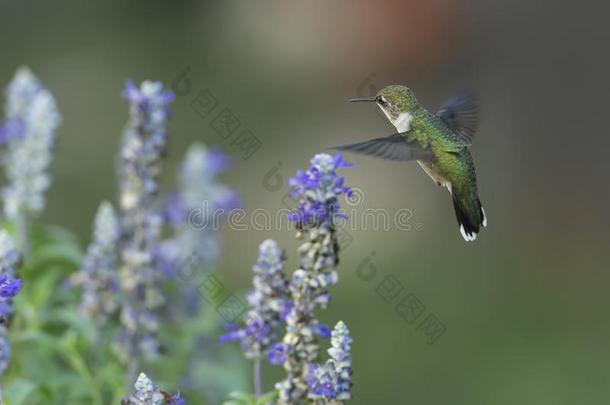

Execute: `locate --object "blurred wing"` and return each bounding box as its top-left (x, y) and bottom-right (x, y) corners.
top-left (437, 90), bottom-right (479, 144)
top-left (330, 134), bottom-right (435, 162)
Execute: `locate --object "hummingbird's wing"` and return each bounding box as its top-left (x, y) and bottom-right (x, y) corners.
top-left (330, 134), bottom-right (434, 162)
top-left (437, 90), bottom-right (479, 144)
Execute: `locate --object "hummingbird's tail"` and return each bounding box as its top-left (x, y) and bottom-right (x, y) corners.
top-left (451, 190), bottom-right (487, 242)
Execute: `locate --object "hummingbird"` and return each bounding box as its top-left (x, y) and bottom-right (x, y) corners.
top-left (332, 85), bottom-right (486, 241)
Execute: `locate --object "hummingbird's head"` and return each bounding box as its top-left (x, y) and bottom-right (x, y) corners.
top-left (376, 85), bottom-right (418, 120)
top-left (350, 85), bottom-right (419, 122)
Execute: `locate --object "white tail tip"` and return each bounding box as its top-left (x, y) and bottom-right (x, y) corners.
top-left (460, 225), bottom-right (477, 242)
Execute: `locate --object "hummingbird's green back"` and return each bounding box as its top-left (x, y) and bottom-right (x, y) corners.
top-left (409, 107), bottom-right (485, 241)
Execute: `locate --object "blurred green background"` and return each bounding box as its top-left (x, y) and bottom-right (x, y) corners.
top-left (2, 0), bottom-right (610, 403)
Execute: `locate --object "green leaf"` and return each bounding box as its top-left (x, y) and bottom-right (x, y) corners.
top-left (4, 379), bottom-right (37, 405)
top-left (10, 329), bottom-right (61, 350)
top-left (222, 391), bottom-right (257, 405)
top-left (27, 243), bottom-right (82, 274)
top-left (222, 390), bottom-right (278, 405)
top-left (24, 224), bottom-right (83, 276)
top-left (44, 308), bottom-right (96, 342)
top-left (256, 390), bottom-right (279, 405)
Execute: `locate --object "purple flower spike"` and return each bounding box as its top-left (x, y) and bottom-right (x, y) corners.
top-left (276, 153), bottom-right (353, 404)
top-left (0, 230), bottom-right (21, 375)
top-left (306, 321), bottom-right (353, 401)
top-left (123, 373), bottom-right (183, 405)
top-left (287, 153), bottom-right (352, 227)
top-left (77, 201), bottom-right (120, 324)
top-left (220, 240), bottom-right (289, 360)
top-left (118, 79), bottom-right (174, 362)
top-left (158, 143), bottom-right (239, 277)
top-left (2, 67), bottom-right (61, 221)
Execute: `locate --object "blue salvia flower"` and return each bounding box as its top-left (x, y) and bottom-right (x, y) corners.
top-left (287, 153), bottom-right (352, 227)
top-left (0, 230), bottom-right (22, 376)
top-left (0, 231), bottom-right (22, 317)
top-left (220, 239), bottom-right (288, 360)
top-left (77, 201), bottom-right (120, 325)
top-left (122, 372), bottom-right (184, 405)
top-left (155, 143), bottom-right (238, 278)
top-left (307, 321), bottom-right (353, 403)
top-left (267, 341), bottom-right (288, 365)
top-left (0, 67), bottom-right (61, 254)
top-left (117, 80), bottom-right (174, 364)
top-left (275, 153), bottom-right (352, 404)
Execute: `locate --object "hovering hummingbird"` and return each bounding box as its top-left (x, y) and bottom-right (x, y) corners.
top-left (332, 85), bottom-right (486, 241)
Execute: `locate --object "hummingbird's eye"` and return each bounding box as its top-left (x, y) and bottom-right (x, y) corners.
top-left (376, 96), bottom-right (387, 106)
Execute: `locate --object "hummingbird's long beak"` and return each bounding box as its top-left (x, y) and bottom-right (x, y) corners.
top-left (349, 97), bottom-right (376, 103)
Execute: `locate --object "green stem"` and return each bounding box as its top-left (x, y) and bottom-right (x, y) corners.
top-left (61, 344), bottom-right (103, 405)
top-left (254, 358), bottom-right (262, 397)
top-left (126, 359), bottom-right (138, 394)
top-left (16, 214), bottom-right (30, 261)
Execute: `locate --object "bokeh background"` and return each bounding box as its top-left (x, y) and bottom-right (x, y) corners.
top-left (2, 0), bottom-right (610, 403)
